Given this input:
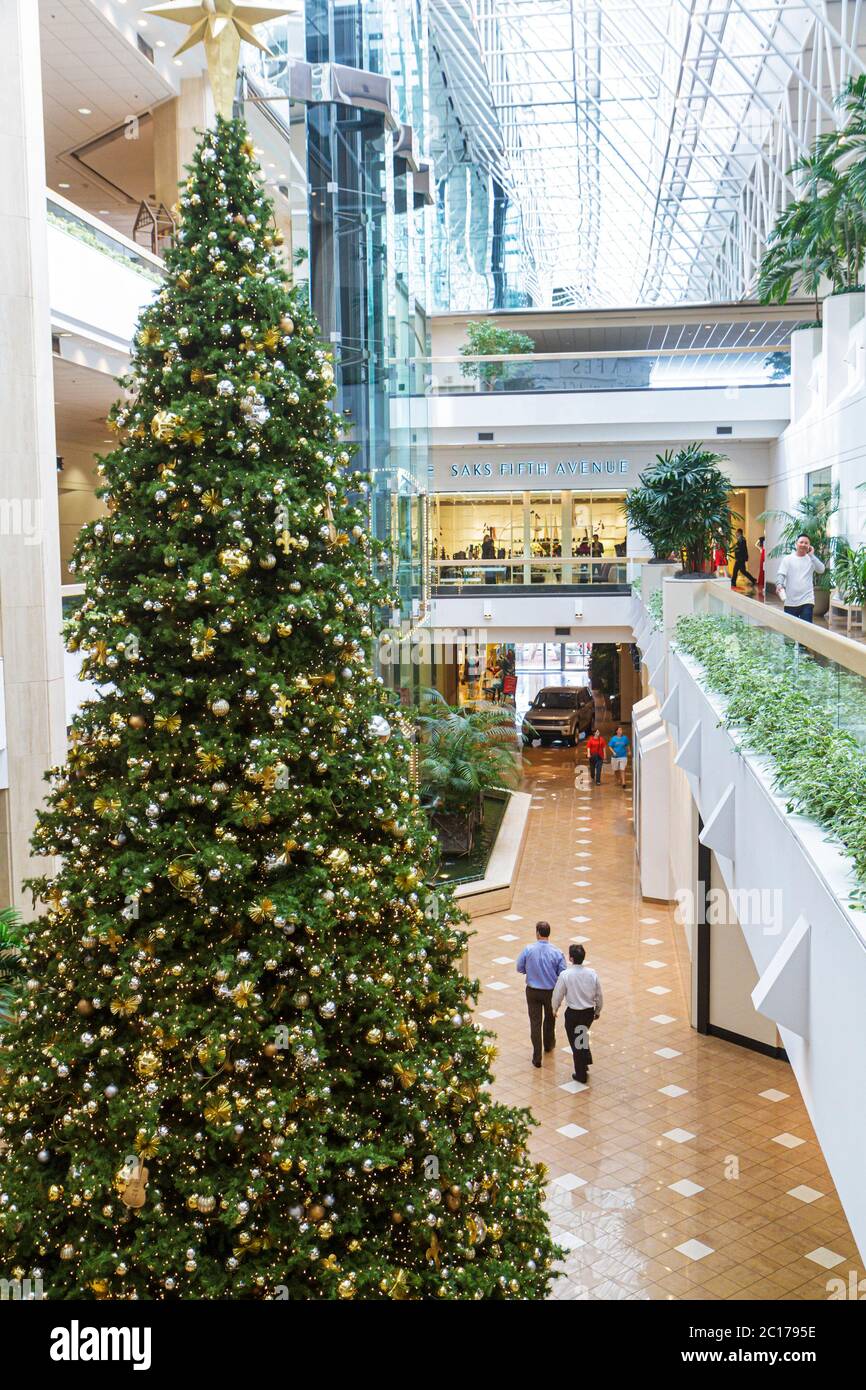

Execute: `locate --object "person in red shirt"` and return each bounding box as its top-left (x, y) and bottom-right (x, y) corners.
top-left (757, 535), bottom-right (766, 592)
top-left (586, 730), bottom-right (607, 785)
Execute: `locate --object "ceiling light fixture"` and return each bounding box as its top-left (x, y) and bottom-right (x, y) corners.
top-left (78, 107), bottom-right (92, 115)
top-left (58, 181), bottom-right (71, 189)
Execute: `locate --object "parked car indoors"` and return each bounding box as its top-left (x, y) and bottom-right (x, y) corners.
top-left (522, 686), bottom-right (595, 746)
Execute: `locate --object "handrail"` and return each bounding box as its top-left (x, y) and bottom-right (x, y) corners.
top-left (47, 189), bottom-right (166, 278)
top-left (418, 346), bottom-right (792, 363)
top-left (704, 582), bottom-right (866, 680)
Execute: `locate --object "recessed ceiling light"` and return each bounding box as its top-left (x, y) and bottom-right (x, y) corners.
top-left (174, 59), bottom-right (183, 66)
top-left (139, 18), bottom-right (148, 26)
top-left (99, 209), bottom-right (110, 215)
top-left (78, 107), bottom-right (92, 115)
top-left (58, 181), bottom-right (71, 188)
top-left (156, 39), bottom-right (165, 47)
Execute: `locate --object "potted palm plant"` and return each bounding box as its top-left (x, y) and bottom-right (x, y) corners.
top-left (459, 321), bottom-right (536, 392)
top-left (624, 444), bottom-right (737, 576)
top-left (759, 485), bottom-right (841, 616)
top-left (832, 541), bottom-right (866, 608)
top-left (757, 126), bottom-right (866, 320)
top-left (416, 693), bottom-right (521, 855)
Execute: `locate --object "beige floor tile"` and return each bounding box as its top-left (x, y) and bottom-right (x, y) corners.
top-left (471, 744), bottom-right (864, 1301)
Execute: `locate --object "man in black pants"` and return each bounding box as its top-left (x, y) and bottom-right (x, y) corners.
top-left (552, 943), bottom-right (604, 1083)
top-left (515, 922), bottom-right (566, 1068)
top-left (730, 529), bottom-right (757, 589)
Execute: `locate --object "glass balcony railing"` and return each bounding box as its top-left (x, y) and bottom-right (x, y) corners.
top-left (432, 557), bottom-right (628, 589)
top-left (702, 591), bottom-right (866, 749)
top-left (47, 193), bottom-right (165, 283)
top-left (414, 350), bottom-right (791, 396)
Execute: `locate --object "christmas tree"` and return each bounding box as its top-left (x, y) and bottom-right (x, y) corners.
top-left (0, 117), bottom-right (555, 1300)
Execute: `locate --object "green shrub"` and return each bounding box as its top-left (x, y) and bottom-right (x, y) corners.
top-left (675, 612), bottom-right (866, 905)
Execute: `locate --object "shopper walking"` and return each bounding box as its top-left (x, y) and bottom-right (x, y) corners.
top-left (608, 725), bottom-right (630, 787)
top-left (776, 534), bottom-right (825, 623)
top-left (516, 922), bottom-right (566, 1068)
top-left (586, 729), bottom-right (607, 784)
top-left (730, 529), bottom-right (757, 588)
top-left (757, 535), bottom-right (766, 593)
top-left (552, 943), bottom-right (603, 1084)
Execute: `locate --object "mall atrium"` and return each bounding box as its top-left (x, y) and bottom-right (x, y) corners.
top-left (1, 0), bottom-right (866, 1327)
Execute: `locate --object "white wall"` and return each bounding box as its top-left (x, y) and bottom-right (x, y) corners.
top-left (708, 853), bottom-right (779, 1049)
top-left (430, 388), bottom-right (786, 456)
top-left (430, 591), bottom-right (634, 640)
top-left (768, 292), bottom-right (866, 579)
top-left (48, 217), bottom-right (161, 350)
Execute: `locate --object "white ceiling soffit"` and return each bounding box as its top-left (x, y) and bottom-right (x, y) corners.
top-left (40, 0), bottom-right (177, 213)
top-left (53, 354), bottom-right (122, 447)
top-left (429, 0), bottom-right (866, 308)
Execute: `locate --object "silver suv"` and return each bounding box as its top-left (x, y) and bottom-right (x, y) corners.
top-left (522, 686), bottom-right (595, 747)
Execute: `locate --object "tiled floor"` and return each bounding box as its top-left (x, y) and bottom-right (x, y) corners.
top-left (471, 744), bottom-right (865, 1300)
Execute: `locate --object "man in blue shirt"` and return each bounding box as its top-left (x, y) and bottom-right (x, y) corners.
top-left (608, 726), bottom-right (630, 788)
top-left (516, 922), bottom-right (567, 1067)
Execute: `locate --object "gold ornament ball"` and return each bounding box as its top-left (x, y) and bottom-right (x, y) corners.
top-left (128, 715), bottom-right (146, 729)
top-left (76, 999), bottom-right (93, 1016)
top-left (48, 1185), bottom-right (63, 1202)
top-left (365, 1027), bottom-right (383, 1045)
top-left (211, 698), bottom-right (230, 718)
top-left (308, 1203), bottom-right (326, 1222)
top-left (59, 1244), bottom-right (75, 1260)
top-left (135, 1049), bottom-right (161, 1079)
top-left (280, 315), bottom-right (294, 334)
top-left (337, 1278), bottom-right (355, 1299)
top-left (263, 1042), bottom-right (278, 1057)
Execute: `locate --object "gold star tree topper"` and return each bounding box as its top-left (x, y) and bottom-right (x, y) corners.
top-left (145, 1), bottom-right (299, 119)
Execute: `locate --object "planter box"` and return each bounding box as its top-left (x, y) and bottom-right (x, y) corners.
top-left (431, 807), bottom-right (478, 856)
top-left (454, 790), bottom-right (532, 920)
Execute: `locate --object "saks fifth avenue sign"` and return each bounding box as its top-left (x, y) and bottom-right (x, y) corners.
top-left (448, 457), bottom-right (630, 483)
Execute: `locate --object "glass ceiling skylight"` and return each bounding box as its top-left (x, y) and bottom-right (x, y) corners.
top-left (429, 0), bottom-right (866, 307)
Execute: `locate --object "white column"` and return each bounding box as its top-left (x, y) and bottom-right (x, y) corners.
top-left (0, 0), bottom-right (66, 912)
top-left (822, 289), bottom-right (865, 405)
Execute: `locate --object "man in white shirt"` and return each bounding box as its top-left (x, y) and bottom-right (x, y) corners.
top-left (552, 943), bottom-right (603, 1084)
top-left (776, 534), bottom-right (826, 623)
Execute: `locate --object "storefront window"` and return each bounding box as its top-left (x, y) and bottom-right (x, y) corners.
top-left (431, 493), bottom-right (525, 582)
top-left (431, 491), bottom-right (628, 587)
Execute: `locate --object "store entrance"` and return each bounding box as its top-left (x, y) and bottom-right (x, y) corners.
top-left (515, 642), bottom-right (590, 717)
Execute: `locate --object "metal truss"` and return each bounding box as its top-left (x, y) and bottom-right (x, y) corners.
top-left (429, 0), bottom-right (866, 307)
